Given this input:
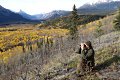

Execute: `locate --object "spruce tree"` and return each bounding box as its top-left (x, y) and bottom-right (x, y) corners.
top-left (113, 8), bottom-right (120, 31)
top-left (69, 4), bottom-right (78, 38)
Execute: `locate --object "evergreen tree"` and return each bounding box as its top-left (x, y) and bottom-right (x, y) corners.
top-left (113, 8), bottom-right (120, 31)
top-left (69, 4), bottom-right (79, 38)
top-left (72, 4), bottom-right (78, 23)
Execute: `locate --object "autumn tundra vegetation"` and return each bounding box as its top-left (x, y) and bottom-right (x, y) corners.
top-left (0, 5), bottom-right (120, 80)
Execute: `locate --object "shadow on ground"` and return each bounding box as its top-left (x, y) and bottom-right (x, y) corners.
top-left (94, 55), bottom-right (120, 71)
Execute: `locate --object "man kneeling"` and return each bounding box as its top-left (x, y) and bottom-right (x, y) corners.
top-left (76, 41), bottom-right (95, 75)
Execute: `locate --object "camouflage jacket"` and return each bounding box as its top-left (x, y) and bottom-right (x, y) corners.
top-left (81, 48), bottom-right (95, 62)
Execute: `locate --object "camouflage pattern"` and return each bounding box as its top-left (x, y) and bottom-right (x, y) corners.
top-left (76, 41), bottom-right (95, 74)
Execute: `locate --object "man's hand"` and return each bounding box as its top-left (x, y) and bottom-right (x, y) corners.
top-left (81, 43), bottom-right (85, 50)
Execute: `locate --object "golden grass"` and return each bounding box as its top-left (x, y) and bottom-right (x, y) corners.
top-left (0, 26), bottom-right (69, 63)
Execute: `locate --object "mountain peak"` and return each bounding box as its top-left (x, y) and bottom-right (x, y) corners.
top-left (79, 0), bottom-right (120, 9)
top-left (0, 5), bottom-right (5, 10)
top-left (0, 5), bottom-right (2, 8)
top-left (0, 6), bottom-right (29, 24)
top-left (19, 9), bottom-right (25, 13)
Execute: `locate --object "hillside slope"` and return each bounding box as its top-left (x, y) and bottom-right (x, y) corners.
top-left (39, 14), bottom-right (120, 79)
top-left (0, 13), bottom-right (119, 80)
top-left (41, 31), bottom-right (120, 80)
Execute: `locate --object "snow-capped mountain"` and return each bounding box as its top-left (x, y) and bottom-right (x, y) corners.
top-left (18, 10), bottom-right (70, 20)
top-left (78, 1), bottom-right (120, 15)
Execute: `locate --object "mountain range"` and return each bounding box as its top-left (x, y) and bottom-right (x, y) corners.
top-left (18, 1), bottom-right (120, 20)
top-left (0, 5), bottom-right (33, 24)
top-left (18, 10), bottom-right (70, 20)
top-left (0, 0), bottom-right (120, 24)
top-left (78, 1), bottom-right (120, 15)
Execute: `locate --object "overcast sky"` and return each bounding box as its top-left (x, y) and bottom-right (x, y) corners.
top-left (0, 0), bottom-right (118, 15)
